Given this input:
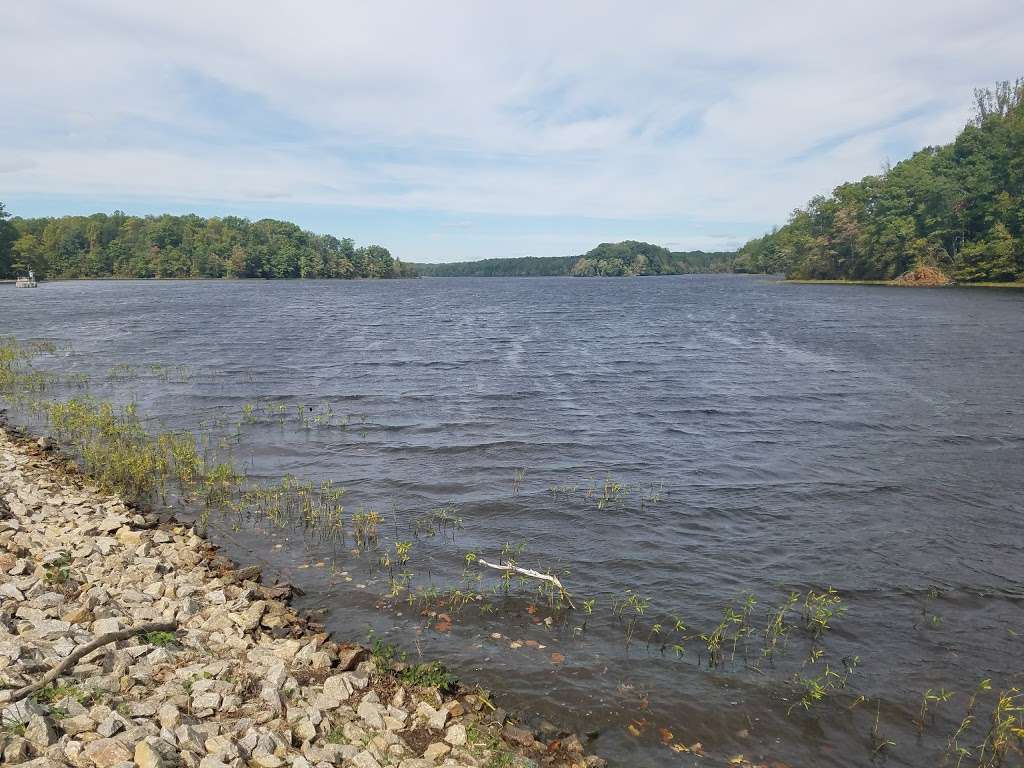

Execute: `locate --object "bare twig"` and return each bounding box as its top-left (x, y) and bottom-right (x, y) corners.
top-left (477, 559), bottom-right (576, 609)
top-left (0, 620), bottom-right (178, 704)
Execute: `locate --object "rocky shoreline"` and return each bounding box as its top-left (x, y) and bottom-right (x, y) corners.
top-left (0, 427), bottom-right (606, 768)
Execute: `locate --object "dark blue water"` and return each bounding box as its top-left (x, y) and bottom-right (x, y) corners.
top-left (3, 276), bottom-right (1023, 767)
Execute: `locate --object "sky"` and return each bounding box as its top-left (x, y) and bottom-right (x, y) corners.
top-left (2, 2), bottom-right (1023, 263)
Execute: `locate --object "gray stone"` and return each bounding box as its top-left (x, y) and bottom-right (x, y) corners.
top-left (292, 718), bottom-right (316, 743)
top-left (157, 703), bottom-right (180, 731)
top-left (4, 737), bottom-right (32, 764)
top-left (443, 723), bottom-right (466, 747)
top-left (190, 692), bottom-right (221, 712)
top-left (83, 738), bottom-right (134, 768)
top-left (205, 736), bottom-right (241, 760)
top-left (96, 714), bottom-right (126, 738)
top-left (231, 601), bottom-right (265, 633)
top-left (134, 738), bottom-right (179, 768)
top-left (423, 742), bottom-right (450, 762)
top-left (320, 675), bottom-right (351, 705)
top-left (415, 702), bottom-right (448, 731)
top-left (501, 723), bottom-right (535, 748)
top-left (174, 726), bottom-right (206, 755)
top-left (60, 714), bottom-right (97, 736)
top-left (350, 752), bottom-right (382, 768)
top-left (356, 700), bottom-right (385, 730)
top-left (24, 713), bottom-right (58, 747)
top-left (335, 646), bottom-right (365, 672)
top-left (91, 617), bottom-right (123, 635)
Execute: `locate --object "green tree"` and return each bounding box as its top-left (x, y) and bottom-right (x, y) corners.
top-left (737, 78), bottom-right (1024, 283)
top-left (0, 203), bottom-right (21, 278)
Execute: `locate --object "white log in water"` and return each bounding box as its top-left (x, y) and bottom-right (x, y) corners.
top-left (476, 558), bottom-right (576, 609)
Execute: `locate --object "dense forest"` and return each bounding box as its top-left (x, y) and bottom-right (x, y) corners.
top-left (414, 241), bottom-right (735, 277)
top-left (735, 79), bottom-right (1024, 282)
top-left (413, 255), bottom-right (577, 277)
top-left (0, 208), bottom-right (414, 280)
top-left (571, 241), bottom-right (734, 276)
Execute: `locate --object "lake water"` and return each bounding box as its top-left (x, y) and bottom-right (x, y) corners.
top-left (2, 275), bottom-right (1023, 767)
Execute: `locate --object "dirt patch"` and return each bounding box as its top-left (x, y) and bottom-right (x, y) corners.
top-left (401, 726), bottom-right (437, 756)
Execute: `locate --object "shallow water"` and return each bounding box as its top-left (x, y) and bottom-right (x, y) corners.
top-left (2, 275), bottom-right (1023, 767)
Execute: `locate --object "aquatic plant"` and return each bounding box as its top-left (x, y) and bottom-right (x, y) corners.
top-left (395, 540), bottom-right (412, 565)
top-left (871, 699), bottom-right (895, 753)
top-left (547, 483), bottom-right (578, 498)
top-left (918, 584), bottom-right (946, 629)
top-left (945, 679), bottom-right (993, 766)
top-left (789, 664), bottom-right (844, 714)
top-left (586, 475), bottom-right (629, 510)
top-left (0, 337), bottom-right (54, 397)
top-left (762, 591), bottom-right (799, 662)
top-left (802, 587), bottom-right (845, 639)
top-left (512, 467), bottom-right (526, 495)
top-left (105, 362), bottom-right (138, 382)
top-left (352, 508), bottom-right (381, 548)
top-left (976, 687), bottom-right (1024, 768)
top-left (916, 688), bottom-right (954, 735)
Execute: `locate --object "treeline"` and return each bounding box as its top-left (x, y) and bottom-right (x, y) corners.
top-left (0, 208), bottom-right (415, 280)
top-left (571, 241), bottom-right (734, 276)
top-left (414, 241), bottom-right (735, 277)
top-left (735, 79), bottom-right (1024, 282)
top-left (413, 255), bottom-right (577, 277)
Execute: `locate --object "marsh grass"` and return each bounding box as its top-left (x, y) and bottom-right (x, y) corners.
top-left (0, 337), bottom-right (55, 400)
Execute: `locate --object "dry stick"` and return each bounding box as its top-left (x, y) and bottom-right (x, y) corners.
top-left (0, 620), bottom-right (178, 705)
top-left (476, 558), bottom-right (576, 610)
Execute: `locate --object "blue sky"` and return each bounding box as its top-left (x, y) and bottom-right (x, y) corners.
top-left (2, 2), bottom-right (1022, 262)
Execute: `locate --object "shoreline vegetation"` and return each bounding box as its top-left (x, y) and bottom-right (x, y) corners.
top-left (0, 425), bottom-right (605, 768)
top-left (0, 206), bottom-right (416, 281)
top-left (411, 242), bottom-right (735, 278)
top-left (0, 337), bottom-right (622, 768)
top-left (781, 262), bottom-right (1024, 288)
top-left (733, 79), bottom-right (1024, 285)
top-left (783, 278), bottom-right (1024, 288)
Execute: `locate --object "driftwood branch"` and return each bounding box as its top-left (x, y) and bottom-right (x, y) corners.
top-left (0, 620), bottom-right (177, 705)
top-left (477, 559), bottom-right (576, 609)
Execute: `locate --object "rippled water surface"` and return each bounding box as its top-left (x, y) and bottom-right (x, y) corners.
top-left (3, 276), bottom-right (1023, 767)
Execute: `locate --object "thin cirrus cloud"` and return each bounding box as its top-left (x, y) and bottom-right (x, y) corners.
top-left (1, 1), bottom-right (1021, 262)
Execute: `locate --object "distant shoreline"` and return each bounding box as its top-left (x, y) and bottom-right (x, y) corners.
top-left (783, 278), bottom-right (1024, 289)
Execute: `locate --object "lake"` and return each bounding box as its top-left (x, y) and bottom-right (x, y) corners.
top-left (2, 275), bottom-right (1023, 767)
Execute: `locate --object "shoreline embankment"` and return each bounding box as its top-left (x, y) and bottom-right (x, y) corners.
top-left (0, 425), bottom-right (605, 768)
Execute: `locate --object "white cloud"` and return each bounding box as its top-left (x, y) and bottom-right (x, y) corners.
top-left (1, 1), bottom-right (1022, 244)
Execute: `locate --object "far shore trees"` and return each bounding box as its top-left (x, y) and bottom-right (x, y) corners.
top-left (0, 209), bottom-right (413, 280)
top-left (735, 78), bottom-right (1024, 282)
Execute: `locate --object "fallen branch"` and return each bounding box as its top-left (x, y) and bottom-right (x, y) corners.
top-left (0, 620), bottom-right (178, 704)
top-left (477, 559), bottom-right (576, 610)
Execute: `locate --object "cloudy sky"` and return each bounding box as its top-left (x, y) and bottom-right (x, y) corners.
top-left (2, 2), bottom-right (1022, 262)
